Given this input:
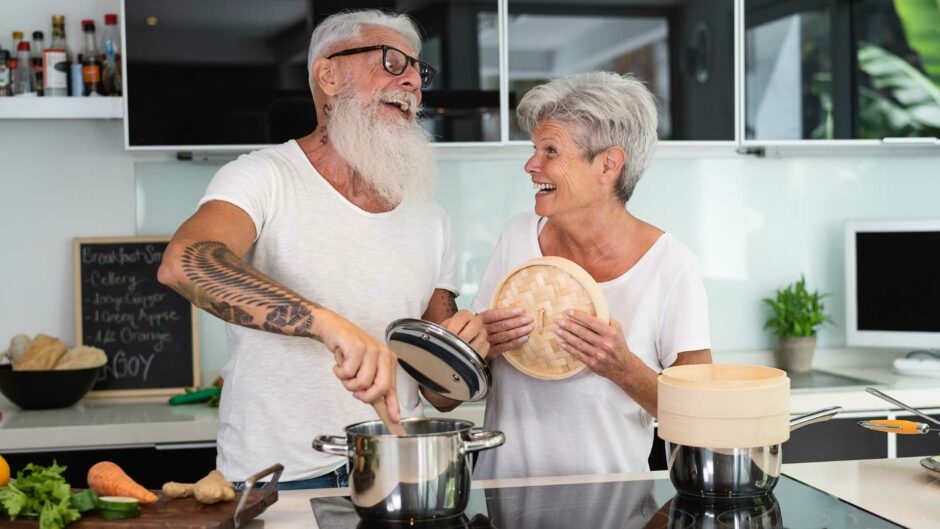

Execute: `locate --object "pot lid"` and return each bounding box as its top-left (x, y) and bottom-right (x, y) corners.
top-left (386, 318), bottom-right (491, 402)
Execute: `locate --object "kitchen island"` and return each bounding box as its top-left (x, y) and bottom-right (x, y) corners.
top-left (245, 457), bottom-right (939, 529)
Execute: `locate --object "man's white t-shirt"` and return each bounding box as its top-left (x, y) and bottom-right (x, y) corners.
top-left (471, 212), bottom-right (710, 479)
top-left (199, 140), bottom-right (457, 482)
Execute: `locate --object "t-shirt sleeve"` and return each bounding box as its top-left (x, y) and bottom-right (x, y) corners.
top-left (658, 258), bottom-right (711, 368)
top-left (435, 209), bottom-right (459, 296)
top-left (198, 154), bottom-right (274, 242)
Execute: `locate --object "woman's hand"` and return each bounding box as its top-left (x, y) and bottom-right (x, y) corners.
top-left (553, 309), bottom-right (637, 385)
top-left (441, 309), bottom-right (490, 358)
top-left (313, 309), bottom-right (401, 421)
top-left (479, 307), bottom-right (534, 357)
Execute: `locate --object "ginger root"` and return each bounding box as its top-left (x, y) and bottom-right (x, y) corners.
top-left (161, 470), bottom-right (235, 504)
top-left (194, 470), bottom-right (235, 504)
top-left (161, 482), bottom-right (194, 498)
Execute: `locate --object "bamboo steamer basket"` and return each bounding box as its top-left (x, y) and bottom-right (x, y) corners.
top-left (490, 256), bottom-right (608, 380)
top-left (658, 364), bottom-right (790, 448)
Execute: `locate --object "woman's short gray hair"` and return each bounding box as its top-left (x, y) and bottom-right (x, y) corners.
top-left (307, 10), bottom-right (423, 96)
top-left (517, 72), bottom-right (658, 203)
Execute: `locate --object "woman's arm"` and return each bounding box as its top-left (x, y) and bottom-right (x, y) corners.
top-left (553, 311), bottom-right (711, 418)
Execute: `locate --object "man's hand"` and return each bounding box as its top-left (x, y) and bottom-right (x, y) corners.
top-left (478, 307), bottom-right (533, 357)
top-left (313, 309), bottom-right (400, 422)
top-left (441, 309), bottom-right (489, 358)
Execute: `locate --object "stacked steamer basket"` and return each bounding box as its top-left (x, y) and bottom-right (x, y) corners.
top-left (658, 364), bottom-right (791, 449)
top-left (490, 256), bottom-right (608, 380)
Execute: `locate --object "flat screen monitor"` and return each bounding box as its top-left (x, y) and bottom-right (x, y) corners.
top-left (845, 220), bottom-right (940, 348)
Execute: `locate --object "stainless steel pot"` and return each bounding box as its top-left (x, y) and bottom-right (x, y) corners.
top-left (313, 417), bottom-right (504, 523)
top-left (666, 406), bottom-right (841, 498)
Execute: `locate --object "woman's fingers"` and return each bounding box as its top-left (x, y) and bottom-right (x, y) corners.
top-left (488, 323), bottom-right (533, 346)
top-left (490, 334), bottom-right (530, 355)
top-left (563, 310), bottom-right (609, 335)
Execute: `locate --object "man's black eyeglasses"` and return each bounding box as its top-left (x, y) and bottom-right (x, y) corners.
top-left (327, 45), bottom-right (437, 89)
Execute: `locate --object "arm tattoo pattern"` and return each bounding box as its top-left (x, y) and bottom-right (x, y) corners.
top-left (176, 241), bottom-right (320, 337)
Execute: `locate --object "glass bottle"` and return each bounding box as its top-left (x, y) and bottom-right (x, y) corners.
top-left (81, 20), bottom-right (104, 96)
top-left (13, 41), bottom-right (36, 95)
top-left (101, 14), bottom-right (121, 96)
top-left (44, 15), bottom-right (69, 97)
top-left (11, 31), bottom-right (23, 54)
top-left (31, 31), bottom-right (44, 96)
top-left (0, 50), bottom-right (12, 96)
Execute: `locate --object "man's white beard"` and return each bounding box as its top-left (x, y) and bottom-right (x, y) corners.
top-left (327, 89), bottom-right (435, 207)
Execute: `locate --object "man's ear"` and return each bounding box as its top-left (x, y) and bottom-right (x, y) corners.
top-left (599, 146), bottom-right (626, 186)
top-left (312, 57), bottom-right (342, 97)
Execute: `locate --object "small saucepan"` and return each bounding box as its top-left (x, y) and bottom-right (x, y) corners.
top-left (667, 406), bottom-right (842, 498)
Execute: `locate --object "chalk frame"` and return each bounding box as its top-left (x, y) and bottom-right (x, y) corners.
top-left (73, 236), bottom-right (200, 398)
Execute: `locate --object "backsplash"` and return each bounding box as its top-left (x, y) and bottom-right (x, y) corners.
top-left (133, 148), bottom-right (940, 379)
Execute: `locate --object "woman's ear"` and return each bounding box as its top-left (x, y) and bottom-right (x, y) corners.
top-left (599, 146), bottom-right (627, 186)
top-left (312, 57), bottom-right (342, 97)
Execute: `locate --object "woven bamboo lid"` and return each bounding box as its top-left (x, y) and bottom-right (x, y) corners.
top-left (490, 256), bottom-right (608, 380)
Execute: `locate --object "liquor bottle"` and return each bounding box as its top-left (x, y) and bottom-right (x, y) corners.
top-left (81, 20), bottom-right (104, 96)
top-left (101, 14), bottom-right (121, 96)
top-left (43, 16), bottom-right (69, 97)
top-left (13, 41), bottom-right (36, 96)
top-left (31, 31), bottom-right (44, 96)
top-left (0, 50), bottom-right (12, 96)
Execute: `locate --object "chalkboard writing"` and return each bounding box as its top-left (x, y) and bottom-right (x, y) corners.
top-left (74, 237), bottom-right (199, 396)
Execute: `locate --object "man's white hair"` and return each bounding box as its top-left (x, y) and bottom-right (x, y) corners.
top-left (307, 10), bottom-right (423, 97)
top-left (517, 72), bottom-right (658, 204)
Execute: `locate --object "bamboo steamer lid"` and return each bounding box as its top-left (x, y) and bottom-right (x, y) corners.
top-left (658, 364), bottom-right (791, 448)
top-left (490, 256), bottom-right (608, 380)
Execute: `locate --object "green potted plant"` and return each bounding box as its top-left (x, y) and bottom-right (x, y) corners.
top-left (762, 275), bottom-right (831, 372)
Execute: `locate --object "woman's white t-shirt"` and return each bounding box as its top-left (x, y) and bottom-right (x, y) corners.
top-left (471, 212), bottom-right (710, 479)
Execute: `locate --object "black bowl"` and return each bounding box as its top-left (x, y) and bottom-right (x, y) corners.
top-left (0, 364), bottom-right (102, 409)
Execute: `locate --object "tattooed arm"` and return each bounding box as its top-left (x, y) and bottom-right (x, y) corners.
top-left (157, 200), bottom-right (401, 420)
top-left (417, 289), bottom-right (489, 411)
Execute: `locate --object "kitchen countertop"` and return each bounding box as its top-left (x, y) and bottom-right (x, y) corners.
top-left (244, 457), bottom-right (940, 529)
top-left (2, 364), bottom-right (940, 452)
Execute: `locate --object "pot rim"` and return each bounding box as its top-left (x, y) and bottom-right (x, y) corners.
top-left (342, 417), bottom-right (476, 437)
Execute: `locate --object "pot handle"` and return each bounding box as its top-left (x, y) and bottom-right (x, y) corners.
top-left (462, 430), bottom-right (505, 454)
top-left (312, 435), bottom-right (348, 456)
top-left (789, 406), bottom-right (842, 432)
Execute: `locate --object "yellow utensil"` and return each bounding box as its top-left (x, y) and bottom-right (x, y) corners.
top-left (858, 419), bottom-right (930, 434)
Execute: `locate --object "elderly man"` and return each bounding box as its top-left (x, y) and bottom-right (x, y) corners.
top-left (157, 10), bottom-right (487, 489)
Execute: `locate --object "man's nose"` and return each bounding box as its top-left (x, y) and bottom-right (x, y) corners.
top-left (398, 60), bottom-right (422, 90)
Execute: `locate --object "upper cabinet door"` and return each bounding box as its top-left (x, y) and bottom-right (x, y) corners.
top-left (745, 0), bottom-right (940, 141)
top-left (506, 0), bottom-right (735, 142)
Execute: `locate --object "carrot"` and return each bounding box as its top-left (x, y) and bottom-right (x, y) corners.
top-left (87, 461), bottom-right (158, 504)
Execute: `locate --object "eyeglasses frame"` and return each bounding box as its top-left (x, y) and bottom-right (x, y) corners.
top-left (326, 44), bottom-right (437, 88)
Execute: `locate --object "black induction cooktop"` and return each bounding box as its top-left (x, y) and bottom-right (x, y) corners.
top-left (311, 475), bottom-right (901, 529)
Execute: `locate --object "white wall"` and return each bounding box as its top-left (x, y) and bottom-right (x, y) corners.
top-left (3, 115), bottom-right (940, 381)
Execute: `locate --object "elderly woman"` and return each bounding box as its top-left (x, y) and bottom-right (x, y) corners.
top-left (471, 72), bottom-right (712, 479)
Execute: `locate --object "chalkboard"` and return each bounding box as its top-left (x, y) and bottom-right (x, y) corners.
top-left (74, 237), bottom-right (199, 397)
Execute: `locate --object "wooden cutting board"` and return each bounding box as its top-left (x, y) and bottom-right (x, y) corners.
top-left (491, 256), bottom-right (608, 380)
top-left (0, 489), bottom-right (276, 529)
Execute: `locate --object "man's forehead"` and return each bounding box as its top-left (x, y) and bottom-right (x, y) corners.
top-left (353, 25), bottom-right (419, 56)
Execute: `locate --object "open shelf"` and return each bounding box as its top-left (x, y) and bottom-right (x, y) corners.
top-left (0, 97), bottom-right (123, 119)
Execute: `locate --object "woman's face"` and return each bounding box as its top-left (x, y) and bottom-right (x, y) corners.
top-left (525, 120), bottom-right (607, 218)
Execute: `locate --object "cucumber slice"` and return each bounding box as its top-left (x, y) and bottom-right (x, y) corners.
top-left (99, 507), bottom-right (141, 520)
top-left (98, 496), bottom-right (141, 511)
top-left (70, 489), bottom-right (100, 512)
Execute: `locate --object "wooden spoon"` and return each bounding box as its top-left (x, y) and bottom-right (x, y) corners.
top-left (333, 351), bottom-right (407, 436)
